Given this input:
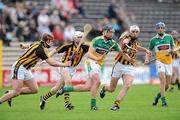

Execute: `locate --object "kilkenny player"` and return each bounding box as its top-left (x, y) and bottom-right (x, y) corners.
top-left (100, 25), bottom-right (151, 110)
top-left (39, 31), bottom-right (89, 110)
top-left (0, 32), bottom-right (71, 107)
top-left (169, 30), bottom-right (180, 91)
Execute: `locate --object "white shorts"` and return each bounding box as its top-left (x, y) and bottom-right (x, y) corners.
top-left (11, 61), bottom-right (33, 80)
top-left (85, 59), bottom-right (101, 77)
top-left (58, 67), bottom-right (76, 77)
top-left (111, 62), bottom-right (135, 78)
top-left (172, 59), bottom-right (179, 67)
top-left (156, 60), bottom-right (172, 75)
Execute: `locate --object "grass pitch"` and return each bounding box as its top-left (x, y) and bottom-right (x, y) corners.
top-left (0, 85), bottom-right (180, 120)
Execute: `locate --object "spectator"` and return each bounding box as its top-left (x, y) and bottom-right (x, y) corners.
top-left (52, 25), bottom-right (64, 46)
top-left (63, 23), bottom-right (75, 42)
top-left (108, 0), bottom-right (118, 19)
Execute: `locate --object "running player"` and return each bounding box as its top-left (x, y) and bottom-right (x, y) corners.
top-left (55, 24), bottom-right (132, 110)
top-left (146, 22), bottom-right (174, 107)
top-left (0, 32), bottom-right (71, 107)
top-left (39, 31), bottom-right (89, 110)
top-left (169, 30), bottom-right (180, 91)
top-left (100, 25), bottom-right (151, 110)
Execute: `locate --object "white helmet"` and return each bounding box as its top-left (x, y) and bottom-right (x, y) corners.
top-left (130, 25), bottom-right (140, 32)
top-left (73, 31), bottom-right (84, 40)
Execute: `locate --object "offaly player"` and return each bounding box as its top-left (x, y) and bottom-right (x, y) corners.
top-left (146, 22), bottom-right (174, 107)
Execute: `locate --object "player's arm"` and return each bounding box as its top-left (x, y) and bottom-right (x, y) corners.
top-left (115, 43), bottom-right (135, 63)
top-left (48, 48), bottom-right (58, 57)
top-left (45, 58), bottom-right (71, 67)
top-left (144, 39), bottom-right (154, 64)
top-left (87, 47), bottom-right (103, 61)
top-left (36, 45), bottom-right (71, 67)
top-left (20, 43), bottom-right (32, 49)
top-left (137, 45), bottom-right (152, 56)
top-left (87, 39), bottom-right (103, 61)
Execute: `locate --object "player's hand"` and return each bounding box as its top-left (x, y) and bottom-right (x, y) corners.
top-left (130, 59), bottom-right (139, 66)
top-left (146, 50), bottom-right (152, 57)
top-left (65, 61), bottom-right (72, 67)
top-left (144, 59), bottom-right (150, 65)
top-left (131, 48), bottom-right (138, 53)
top-left (20, 43), bottom-right (25, 49)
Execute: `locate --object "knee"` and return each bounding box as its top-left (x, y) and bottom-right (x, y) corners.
top-left (13, 90), bottom-right (21, 96)
top-left (109, 87), bottom-right (115, 93)
top-left (31, 87), bottom-right (39, 94)
top-left (95, 80), bottom-right (101, 86)
top-left (85, 86), bottom-right (91, 91)
top-left (124, 83), bottom-right (132, 90)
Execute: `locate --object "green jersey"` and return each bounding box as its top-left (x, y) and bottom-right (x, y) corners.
top-left (148, 34), bottom-right (174, 64)
top-left (91, 36), bottom-right (120, 65)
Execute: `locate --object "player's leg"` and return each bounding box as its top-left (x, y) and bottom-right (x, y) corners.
top-left (177, 59), bottom-right (180, 89)
top-left (0, 63), bottom-right (27, 106)
top-left (90, 73), bottom-right (101, 110)
top-left (40, 67), bottom-right (65, 110)
top-left (169, 60), bottom-right (178, 91)
top-left (56, 76), bottom-right (92, 96)
top-left (100, 77), bottom-right (119, 98)
top-left (0, 79), bottom-right (23, 106)
top-left (20, 79), bottom-right (38, 94)
top-left (100, 62), bottom-right (121, 98)
top-left (62, 68), bottom-right (74, 110)
top-left (111, 74), bottom-right (133, 111)
top-left (153, 61), bottom-right (165, 106)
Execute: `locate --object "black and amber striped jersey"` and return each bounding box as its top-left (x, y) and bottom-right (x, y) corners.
top-left (56, 42), bottom-right (89, 67)
top-left (172, 40), bottom-right (180, 59)
top-left (115, 35), bottom-right (140, 65)
top-left (16, 42), bottom-right (49, 69)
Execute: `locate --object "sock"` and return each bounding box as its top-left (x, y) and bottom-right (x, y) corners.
top-left (155, 92), bottom-right (161, 100)
top-left (64, 93), bottom-right (70, 105)
top-left (42, 91), bottom-right (54, 101)
top-left (64, 86), bottom-right (74, 92)
top-left (161, 96), bottom-right (167, 104)
top-left (113, 100), bottom-right (120, 107)
top-left (91, 99), bottom-right (96, 107)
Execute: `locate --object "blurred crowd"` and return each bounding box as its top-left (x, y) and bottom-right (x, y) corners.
top-left (0, 0), bottom-right (87, 46)
top-left (0, 0), bottom-right (131, 47)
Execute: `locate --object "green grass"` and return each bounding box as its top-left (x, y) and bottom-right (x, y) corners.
top-left (0, 85), bottom-right (180, 120)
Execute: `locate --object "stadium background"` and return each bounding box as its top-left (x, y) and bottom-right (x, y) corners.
top-left (0, 0), bottom-right (180, 120)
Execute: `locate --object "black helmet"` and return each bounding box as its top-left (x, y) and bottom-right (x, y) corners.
top-left (102, 24), bottom-right (115, 33)
top-left (40, 32), bottom-right (54, 48)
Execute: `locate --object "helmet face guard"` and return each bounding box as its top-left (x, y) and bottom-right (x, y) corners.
top-left (73, 31), bottom-right (83, 46)
top-left (155, 22), bottom-right (165, 29)
top-left (41, 33), bottom-right (54, 48)
top-left (102, 25), bottom-right (115, 39)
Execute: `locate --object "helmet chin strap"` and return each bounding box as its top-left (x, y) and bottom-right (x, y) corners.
top-left (158, 33), bottom-right (164, 37)
top-left (41, 41), bottom-right (50, 48)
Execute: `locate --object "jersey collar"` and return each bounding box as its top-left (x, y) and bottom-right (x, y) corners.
top-left (156, 33), bottom-right (167, 39)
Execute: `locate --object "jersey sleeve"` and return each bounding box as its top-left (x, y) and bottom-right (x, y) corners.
top-left (113, 42), bottom-right (121, 52)
top-left (91, 38), bottom-right (98, 48)
top-left (36, 45), bottom-right (49, 60)
top-left (82, 44), bottom-right (89, 53)
top-left (148, 38), bottom-right (154, 50)
top-left (170, 36), bottom-right (175, 49)
top-left (56, 44), bottom-right (69, 53)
